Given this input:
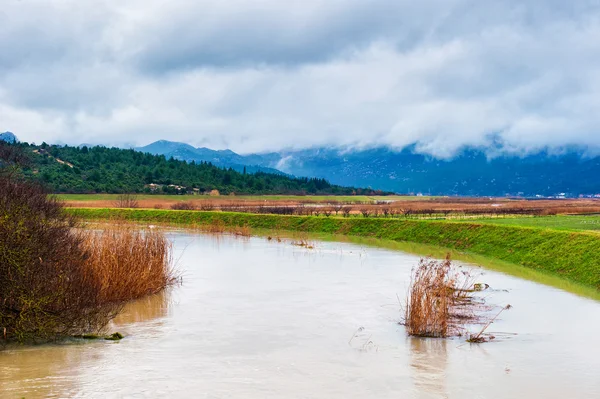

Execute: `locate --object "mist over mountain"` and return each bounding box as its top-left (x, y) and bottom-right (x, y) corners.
top-left (137, 140), bottom-right (600, 197)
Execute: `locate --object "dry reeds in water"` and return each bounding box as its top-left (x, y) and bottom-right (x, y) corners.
top-left (404, 256), bottom-right (476, 338)
top-left (404, 256), bottom-right (512, 342)
top-left (405, 257), bottom-right (453, 337)
top-left (81, 226), bottom-right (177, 304)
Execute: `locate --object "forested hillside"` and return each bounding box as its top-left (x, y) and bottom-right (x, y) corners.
top-left (9, 142), bottom-right (377, 195)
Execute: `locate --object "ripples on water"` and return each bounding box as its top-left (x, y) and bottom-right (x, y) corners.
top-left (1, 232), bottom-right (599, 398)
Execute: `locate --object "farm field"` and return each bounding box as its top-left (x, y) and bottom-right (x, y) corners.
top-left (58, 193), bottom-right (600, 217)
top-left (56, 193), bottom-right (430, 205)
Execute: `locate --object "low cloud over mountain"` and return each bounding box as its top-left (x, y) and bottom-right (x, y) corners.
top-left (3, 1), bottom-right (600, 157)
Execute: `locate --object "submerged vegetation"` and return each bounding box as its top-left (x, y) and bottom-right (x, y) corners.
top-left (0, 143), bottom-right (176, 344)
top-left (404, 256), bottom-right (510, 342)
top-left (404, 257), bottom-right (469, 338)
top-left (81, 226), bottom-right (176, 305)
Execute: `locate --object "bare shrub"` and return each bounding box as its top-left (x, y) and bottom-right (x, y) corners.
top-left (114, 193), bottom-right (139, 209)
top-left (256, 206), bottom-right (294, 215)
top-left (199, 202), bottom-right (215, 211)
top-left (0, 176), bottom-right (111, 342)
top-left (360, 208), bottom-right (371, 218)
top-left (292, 205), bottom-right (304, 215)
top-left (171, 201), bottom-right (196, 211)
top-left (341, 206), bottom-right (351, 217)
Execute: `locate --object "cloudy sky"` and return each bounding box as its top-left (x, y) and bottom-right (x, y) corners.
top-left (2, 0), bottom-right (600, 157)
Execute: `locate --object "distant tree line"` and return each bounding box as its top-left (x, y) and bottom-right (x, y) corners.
top-left (10, 142), bottom-right (385, 195)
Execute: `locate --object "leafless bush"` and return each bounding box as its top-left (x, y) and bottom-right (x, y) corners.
top-left (114, 193), bottom-right (139, 209)
top-left (0, 175), bottom-right (108, 342)
top-left (171, 201), bottom-right (196, 211)
top-left (199, 202), bottom-right (215, 211)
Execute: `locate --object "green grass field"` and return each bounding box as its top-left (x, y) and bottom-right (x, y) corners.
top-left (464, 215), bottom-right (600, 232)
top-left (69, 208), bottom-right (600, 294)
top-left (56, 194), bottom-right (433, 203)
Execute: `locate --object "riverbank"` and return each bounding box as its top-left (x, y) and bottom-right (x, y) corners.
top-left (68, 208), bottom-right (600, 292)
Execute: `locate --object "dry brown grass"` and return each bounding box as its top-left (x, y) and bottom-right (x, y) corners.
top-left (63, 196), bottom-right (600, 217)
top-left (231, 225), bottom-right (252, 237)
top-left (80, 226), bottom-right (177, 304)
top-left (404, 256), bottom-right (475, 338)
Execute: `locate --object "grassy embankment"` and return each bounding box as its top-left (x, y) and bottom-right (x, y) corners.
top-left (69, 208), bottom-right (600, 294)
top-left (463, 215), bottom-right (600, 232)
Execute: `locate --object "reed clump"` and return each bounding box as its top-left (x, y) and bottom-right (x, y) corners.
top-left (404, 256), bottom-right (475, 338)
top-left (81, 226), bottom-right (177, 304)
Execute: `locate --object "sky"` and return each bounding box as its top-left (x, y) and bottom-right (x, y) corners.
top-left (2, 0), bottom-right (600, 157)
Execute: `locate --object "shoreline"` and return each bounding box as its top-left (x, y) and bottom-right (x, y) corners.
top-left (68, 208), bottom-right (600, 298)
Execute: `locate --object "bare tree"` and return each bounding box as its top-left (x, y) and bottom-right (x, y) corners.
top-left (333, 204), bottom-right (344, 215)
top-left (114, 193), bottom-right (139, 209)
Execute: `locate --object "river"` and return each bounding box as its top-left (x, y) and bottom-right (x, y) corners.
top-left (1, 231), bottom-right (599, 398)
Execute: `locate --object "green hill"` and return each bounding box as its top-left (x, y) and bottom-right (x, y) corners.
top-left (12, 142), bottom-right (381, 195)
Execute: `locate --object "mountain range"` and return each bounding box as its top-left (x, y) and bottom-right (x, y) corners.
top-left (137, 140), bottom-right (600, 197)
top-left (5, 132), bottom-right (600, 196)
top-left (0, 132), bottom-right (18, 143)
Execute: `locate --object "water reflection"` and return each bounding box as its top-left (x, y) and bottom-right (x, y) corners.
top-left (0, 345), bottom-right (84, 398)
top-left (0, 290), bottom-right (173, 399)
top-left (111, 290), bottom-right (171, 326)
top-left (409, 338), bottom-right (449, 399)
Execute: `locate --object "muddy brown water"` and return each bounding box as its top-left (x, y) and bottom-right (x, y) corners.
top-left (1, 232), bottom-right (599, 398)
